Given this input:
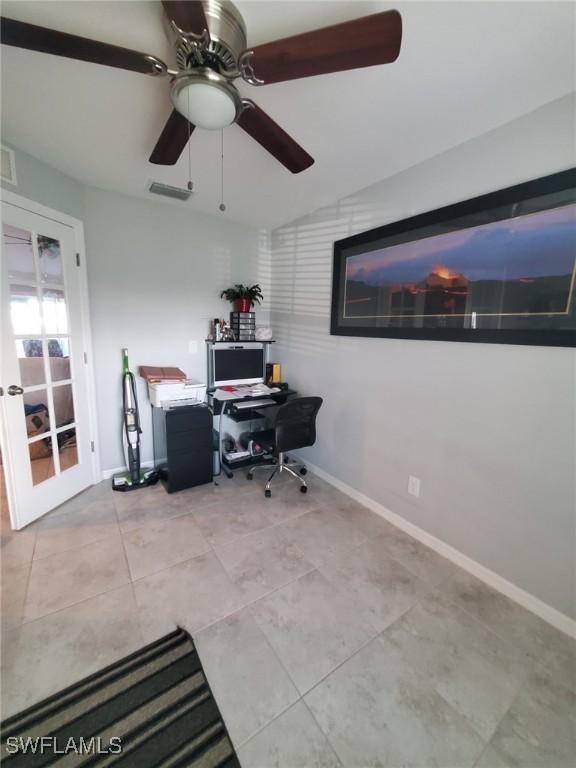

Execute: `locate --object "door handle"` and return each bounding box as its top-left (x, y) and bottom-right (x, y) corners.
top-left (7, 385), bottom-right (24, 396)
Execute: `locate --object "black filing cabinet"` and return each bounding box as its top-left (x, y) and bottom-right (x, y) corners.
top-left (152, 403), bottom-right (213, 492)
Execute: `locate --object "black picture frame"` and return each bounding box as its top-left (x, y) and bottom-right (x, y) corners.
top-left (330, 169), bottom-right (576, 347)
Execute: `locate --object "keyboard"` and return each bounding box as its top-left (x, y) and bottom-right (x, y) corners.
top-left (233, 398), bottom-right (275, 410)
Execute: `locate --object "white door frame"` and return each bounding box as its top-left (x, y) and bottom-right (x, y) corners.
top-left (1, 189), bottom-right (100, 528)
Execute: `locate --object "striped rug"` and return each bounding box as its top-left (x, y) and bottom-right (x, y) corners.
top-left (1, 627), bottom-right (240, 767)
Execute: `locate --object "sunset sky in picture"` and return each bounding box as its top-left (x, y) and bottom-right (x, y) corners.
top-left (345, 204), bottom-right (576, 286)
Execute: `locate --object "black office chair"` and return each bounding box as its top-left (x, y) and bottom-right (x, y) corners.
top-left (247, 396), bottom-right (323, 497)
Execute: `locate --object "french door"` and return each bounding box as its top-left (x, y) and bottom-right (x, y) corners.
top-left (1, 196), bottom-right (97, 529)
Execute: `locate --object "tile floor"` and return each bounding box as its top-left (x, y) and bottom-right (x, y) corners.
top-left (1, 471), bottom-right (574, 767)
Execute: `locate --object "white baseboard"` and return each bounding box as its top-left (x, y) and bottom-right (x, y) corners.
top-left (305, 460), bottom-right (576, 638)
top-left (101, 460), bottom-right (154, 480)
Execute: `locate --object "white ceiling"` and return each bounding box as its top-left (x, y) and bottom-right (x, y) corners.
top-left (1, 1), bottom-right (575, 229)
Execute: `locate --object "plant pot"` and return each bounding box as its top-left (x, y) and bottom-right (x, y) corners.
top-left (234, 298), bottom-right (252, 313)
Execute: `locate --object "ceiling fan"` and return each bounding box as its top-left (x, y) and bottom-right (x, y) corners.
top-left (0, 1), bottom-right (402, 174)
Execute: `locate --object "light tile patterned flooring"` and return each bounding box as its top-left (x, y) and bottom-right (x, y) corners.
top-left (1, 472), bottom-right (574, 767)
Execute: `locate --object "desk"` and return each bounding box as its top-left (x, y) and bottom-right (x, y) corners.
top-left (208, 388), bottom-right (296, 477)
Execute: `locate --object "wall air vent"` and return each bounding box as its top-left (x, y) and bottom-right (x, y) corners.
top-left (149, 181), bottom-right (192, 201)
top-left (1, 146), bottom-right (17, 185)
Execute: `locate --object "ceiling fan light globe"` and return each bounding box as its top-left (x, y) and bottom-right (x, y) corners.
top-left (171, 71), bottom-right (241, 130)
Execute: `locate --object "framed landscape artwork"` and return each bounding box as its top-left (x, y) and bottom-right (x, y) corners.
top-left (330, 169), bottom-right (576, 346)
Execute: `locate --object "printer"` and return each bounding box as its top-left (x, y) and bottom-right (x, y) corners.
top-left (148, 379), bottom-right (206, 408)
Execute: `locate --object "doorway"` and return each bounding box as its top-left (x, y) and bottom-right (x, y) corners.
top-left (1, 193), bottom-right (99, 529)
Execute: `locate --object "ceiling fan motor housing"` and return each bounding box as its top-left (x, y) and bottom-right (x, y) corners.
top-left (172, 0), bottom-right (247, 74)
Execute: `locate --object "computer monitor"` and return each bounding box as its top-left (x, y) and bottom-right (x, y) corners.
top-left (210, 343), bottom-right (265, 387)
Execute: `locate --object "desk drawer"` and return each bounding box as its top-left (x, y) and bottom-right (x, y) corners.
top-left (165, 405), bottom-right (212, 433)
top-left (163, 449), bottom-right (213, 492)
top-left (167, 429), bottom-right (212, 454)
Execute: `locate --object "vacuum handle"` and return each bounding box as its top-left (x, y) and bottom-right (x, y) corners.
top-left (122, 348), bottom-right (130, 374)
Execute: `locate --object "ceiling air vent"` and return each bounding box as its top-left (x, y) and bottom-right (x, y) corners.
top-left (149, 181), bottom-right (192, 201)
top-left (1, 146), bottom-right (17, 185)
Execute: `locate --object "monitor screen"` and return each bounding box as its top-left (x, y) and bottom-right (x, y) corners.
top-left (213, 347), bottom-right (265, 386)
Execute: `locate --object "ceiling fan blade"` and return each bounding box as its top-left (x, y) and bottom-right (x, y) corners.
top-left (246, 9), bottom-right (402, 84)
top-left (149, 110), bottom-right (195, 165)
top-left (0, 17), bottom-right (168, 75)
top-left (162, 1), bottom-right (208, 35)
top-left (237, 101), bottom-right (313, 174)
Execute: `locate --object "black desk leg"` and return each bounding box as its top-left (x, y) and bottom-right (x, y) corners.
top-left (218, 402), bottom-right (234, 479)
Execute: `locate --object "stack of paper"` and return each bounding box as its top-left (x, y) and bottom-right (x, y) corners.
top-left (139, 366), bottom-right (186, 383)
top-left (239, 384), bottom-right (281, 396)
top-left (213, 389), bottom-right (239, 401)
top-left (213, 384), bottom-right (281, 401)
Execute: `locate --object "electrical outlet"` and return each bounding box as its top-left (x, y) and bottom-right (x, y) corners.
top-left (188, 340), bottom-right (198, 354)
top-left (408, 475), bottom-right (421, 498)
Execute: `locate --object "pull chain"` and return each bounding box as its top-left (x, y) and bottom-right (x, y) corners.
top-left (186, 89), bottom-right (193, 192)
top-left (219, 129), bottom-right (226, 212)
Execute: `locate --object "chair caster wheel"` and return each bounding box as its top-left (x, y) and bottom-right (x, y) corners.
top-left (300, 486), bottom-right (307, 494)
top-left (265, 489), bottom-right (271, 498)
top-left (300, 467), bottom-right (307, 476)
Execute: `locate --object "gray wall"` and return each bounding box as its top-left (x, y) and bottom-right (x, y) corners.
top-left (269, 94), bottom-right (576, 619)
top-left (2, 145), bottom-right (262, 471)
top-left (1, 143), bottom-right (85, 221)
top-left (83, 186), bottom-right (262, 469)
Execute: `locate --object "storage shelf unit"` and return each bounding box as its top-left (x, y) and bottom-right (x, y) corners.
top-left (230, 311), bottom-right (255, 341)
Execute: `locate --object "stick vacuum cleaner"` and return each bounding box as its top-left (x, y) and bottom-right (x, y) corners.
top-left (112, 349), bottom-right (159, 492)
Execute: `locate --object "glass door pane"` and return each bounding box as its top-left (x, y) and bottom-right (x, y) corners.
top-left (38, 235), bottom-right (64, 284)
top-left (4, 225), bottom-right (35, 280)
top-left (16, 339), bottom-right (46, 385)
top-left (48, 337), bottom-right (71, 381)
top-left (58, 429), bottom-right (78, 473)
top-left (42, 288), bottom-right (68, 334)
top-left (9, 284), bottom-right (41, 334)
top-left (29, 438), bottom-right (55, 485)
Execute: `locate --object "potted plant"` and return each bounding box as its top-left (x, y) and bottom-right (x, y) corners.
top-left (220, 283), bottom-right (263, 313)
